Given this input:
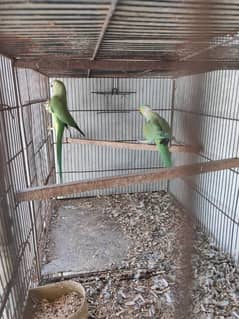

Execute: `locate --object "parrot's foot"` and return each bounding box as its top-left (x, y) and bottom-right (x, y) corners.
top-left (47, 126), bottom-right (54, 131)
top-left (138, 140), bottom-right (154, 144)
top-left (44, 100), bottom-right (51, 113)
top-left (159, 132), bottom-right (171, 139)
top-left (66, 127), bottom-right (72, 138)
top-left (160, 138), bottom-right (170, 145)
top-left (44, 101), bottom-right (49, 107)
top-left (171, 136), bottom-right (185, 145)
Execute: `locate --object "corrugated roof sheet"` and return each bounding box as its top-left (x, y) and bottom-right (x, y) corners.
top-left (0, 0), bottom-right (239, 76)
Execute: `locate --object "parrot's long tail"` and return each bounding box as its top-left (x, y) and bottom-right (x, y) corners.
top-left (155, 139), bottom-right (172, 168)
top-left (56, 125), bottom-right (65, 183)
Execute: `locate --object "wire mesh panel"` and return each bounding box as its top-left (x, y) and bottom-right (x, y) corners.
top-left (16, 68), bottom-right (55, 255)
top-left (169, 70), bottom-right (239, 262)
top-left (0, 55), bottom-right (54, 319)
top-left (50, 77), bottom-right (173, 197)
top-left (0, 55), bottom-right (31, 319)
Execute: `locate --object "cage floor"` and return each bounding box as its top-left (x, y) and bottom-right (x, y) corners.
top-left (42, 198), bottom-right (129, 274)
top-left (42, 191), bottom-right (239, 318)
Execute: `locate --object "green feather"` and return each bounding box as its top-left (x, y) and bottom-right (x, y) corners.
top-left (50, 80), bottom-right (85, 136)
top-left (50, 96), bottom-right (85, 136)
top-left (143, 121), bottom-right (169, 142)
top-left (53, 114), bottom-right (65, 183)
top-left (140, 105), bottom-right (172, 168)
top-left (52, 79), bottom-right (67, 99)
top-left (155, 139), bottom-right (172, 168)
top-left (48, 80), bottom-right (85, 183)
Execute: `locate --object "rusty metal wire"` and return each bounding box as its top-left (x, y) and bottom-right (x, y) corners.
top-left (170, 69), bottom-right (239, 257)
top-left (0, 2), bottom-right (238, 319)
top-left (0, 1), bottom-right (239, 77)
top-left (169, 66), bottom-right (239, 319)
top-left (0, 55), bottom-right (54, 319)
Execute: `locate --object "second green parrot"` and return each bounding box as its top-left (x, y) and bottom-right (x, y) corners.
top-left (47, 80), bottom-right (85, 183)
top-left (139, 105), bottom-right (172, 167)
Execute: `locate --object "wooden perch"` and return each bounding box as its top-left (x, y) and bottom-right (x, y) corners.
top-left (66, 138), bottom-right (201, 153)
top-left (16, 158), bottom-right (239, 202)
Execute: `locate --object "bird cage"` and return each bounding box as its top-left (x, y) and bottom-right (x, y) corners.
top-left (0, 1), bottom-right (238, 319)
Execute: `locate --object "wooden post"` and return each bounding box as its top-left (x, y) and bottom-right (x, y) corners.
top-left (66, 138), bottom-right (201, 153)
top-left (16, 158), bottom-right (239, 202)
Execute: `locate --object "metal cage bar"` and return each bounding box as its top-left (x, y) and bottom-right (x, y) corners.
top-left (169, 68), bottom-right (239, 263)
top-left (0, 55), bottom-right (54, 319)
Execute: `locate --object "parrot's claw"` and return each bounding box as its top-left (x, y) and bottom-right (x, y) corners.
top-left (159, 132), bottom-right (170, 139)
top-left (138, 140), bottom-right (154, 144)
top-left (138, 140), bottom-right (155, 145)
top-left (44, 100), bottom-right (51, 113)
top-left (66, 127), bottom-right (72, 138)
top-left (171, 136), bottom-right (184, 145)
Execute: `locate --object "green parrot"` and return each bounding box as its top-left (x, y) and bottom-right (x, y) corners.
top-left (47, 79), bottom-right (85, 182)
top-left (139, 105), bottom-right (172, 167)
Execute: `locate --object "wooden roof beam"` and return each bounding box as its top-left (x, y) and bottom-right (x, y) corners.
top-left (88, 0), bottom-right (118, 77)
top-left (16, 158), bottom-right (239, 202)
top-left (14, 59), bottom-right (239, 72)
top-left (91, 0), bottom-right (118, 60)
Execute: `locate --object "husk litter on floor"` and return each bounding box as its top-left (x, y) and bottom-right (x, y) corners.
top-left (44, 191), bottom-right (239, 319)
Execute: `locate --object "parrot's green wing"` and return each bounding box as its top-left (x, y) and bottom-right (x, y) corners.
top-left (143, 121), bottom-right (170, 142)
top-left (140, 106), bottom-right (172, 167)
top-left (49, 96), bottom-right (85, 136)
top-left (52, 114), bottom-right (66, 183)
top-left (151, 111), bottom-right (172, 136)
top-left (143, 116), bottom-right (172, 168)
